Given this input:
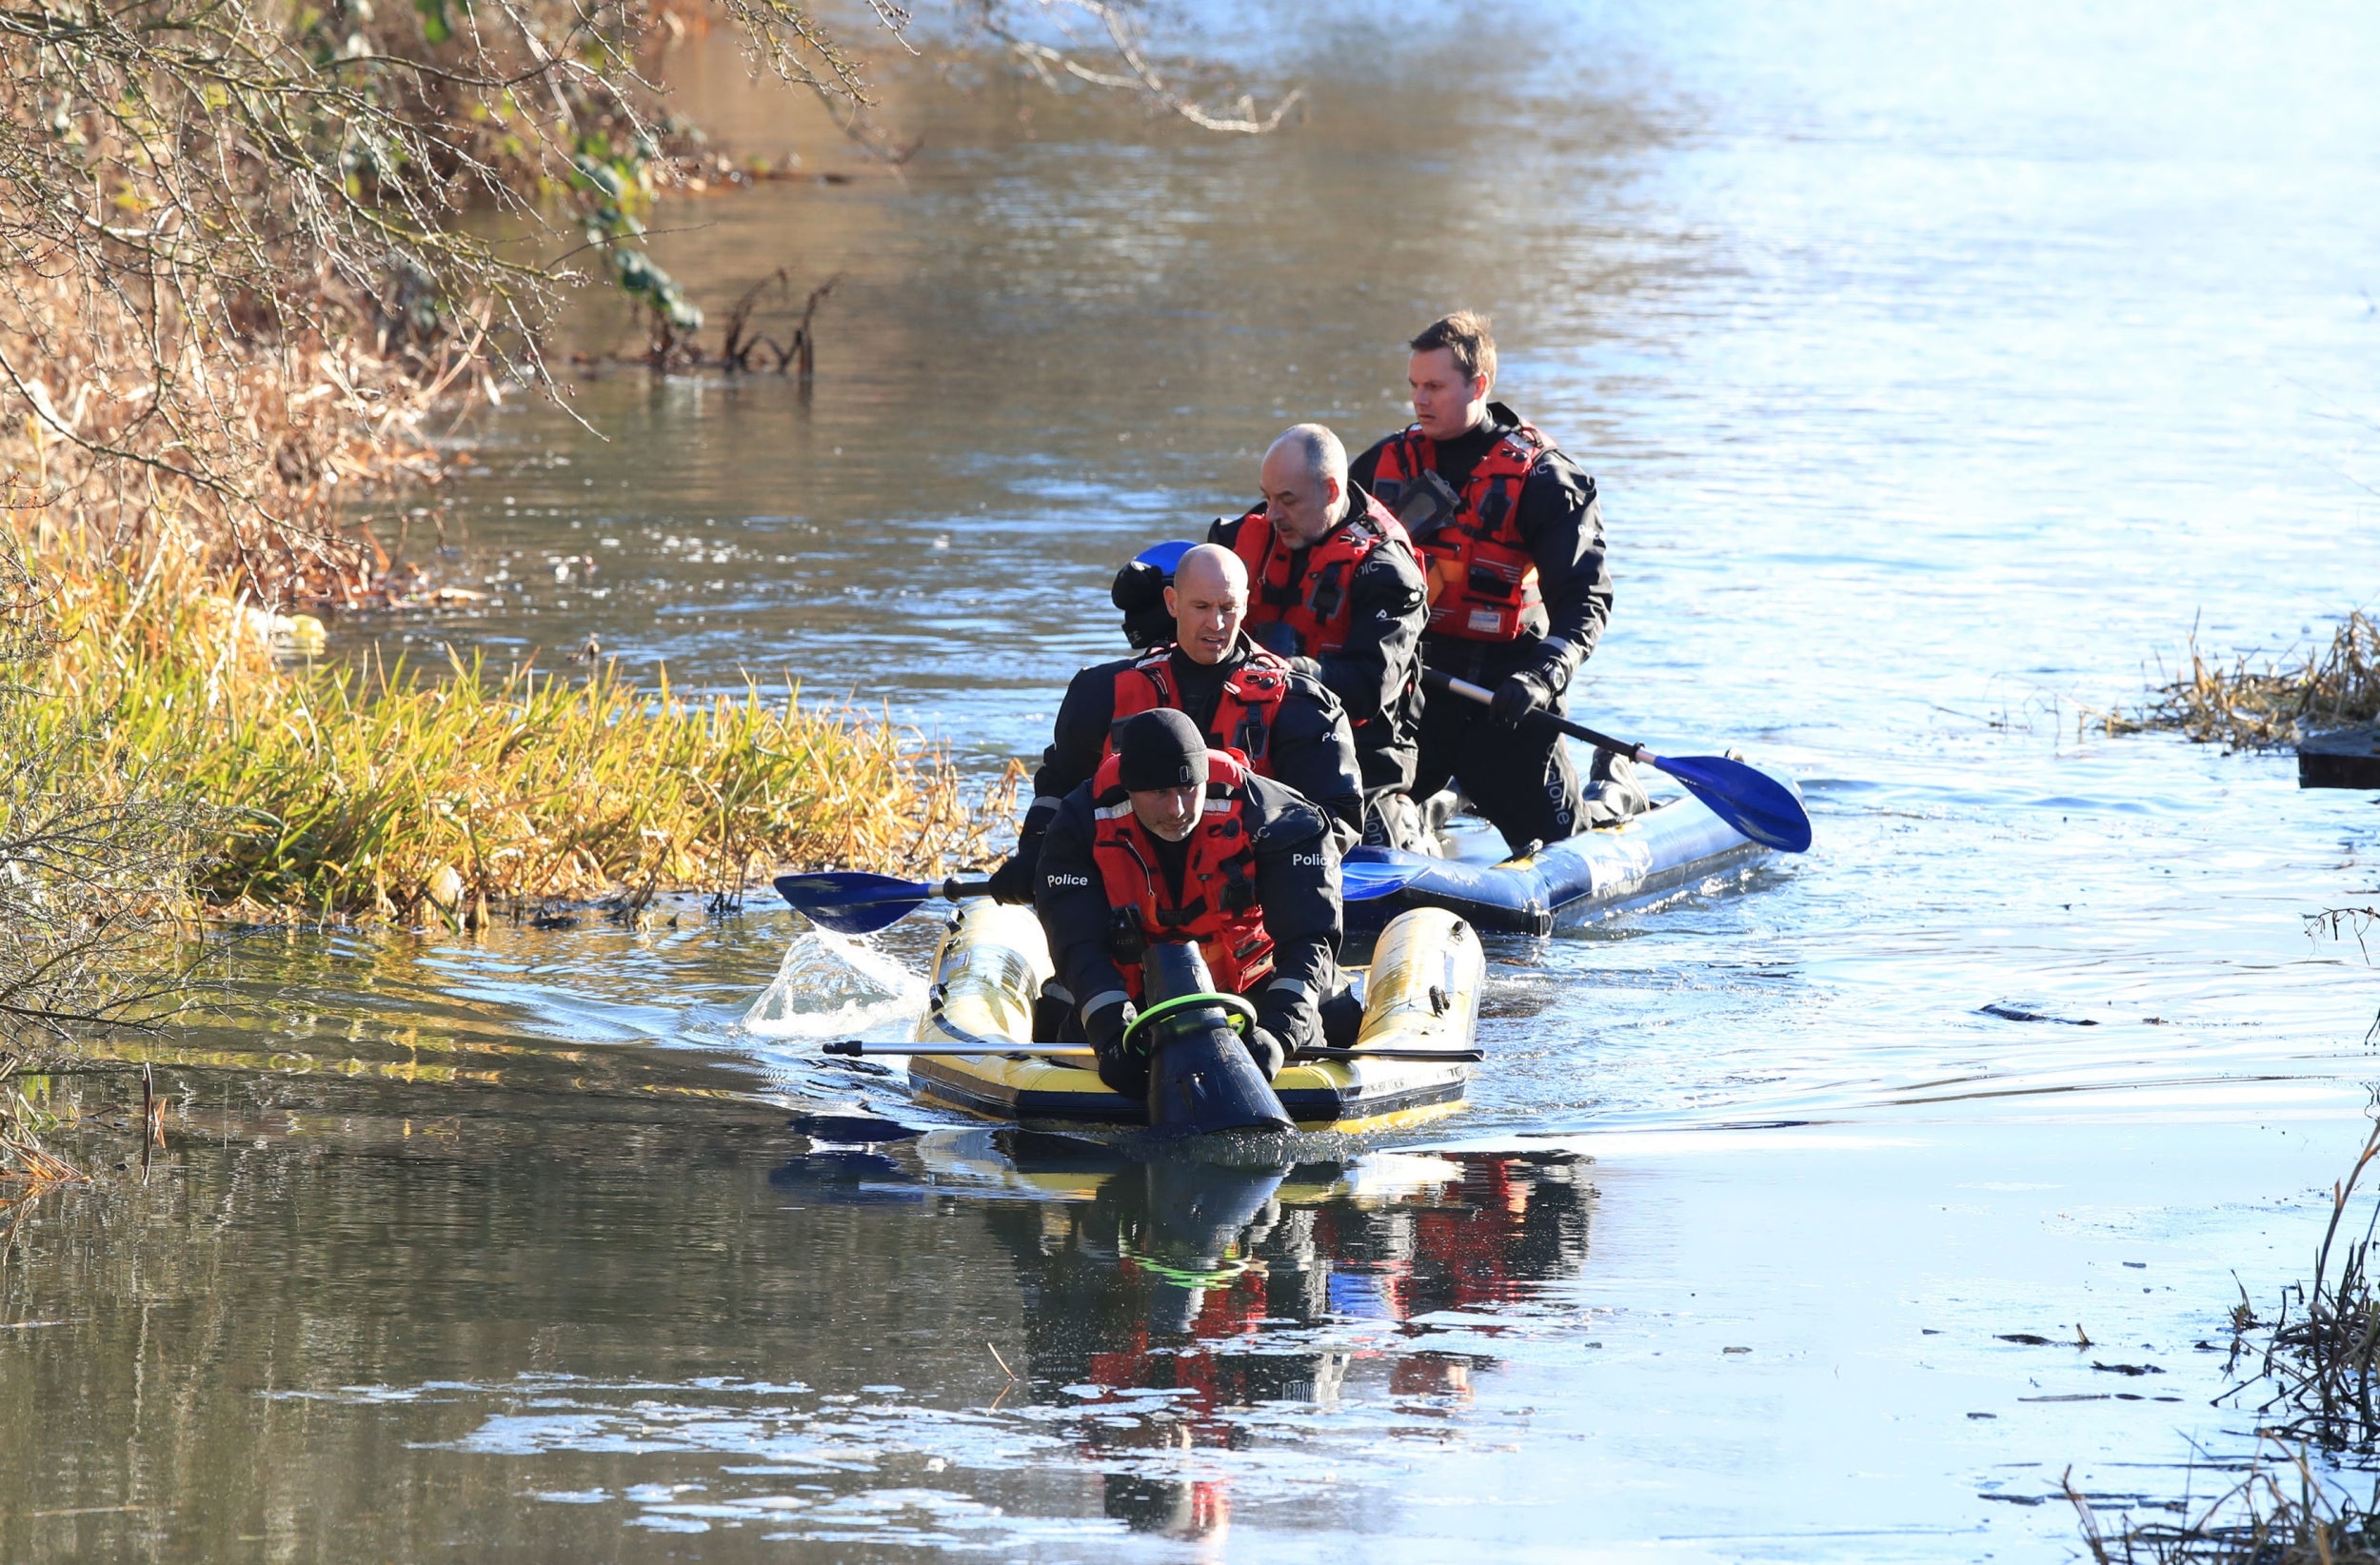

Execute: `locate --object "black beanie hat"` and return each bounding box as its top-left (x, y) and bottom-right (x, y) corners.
top-left (1116, 708), bottom-right (1207, 792)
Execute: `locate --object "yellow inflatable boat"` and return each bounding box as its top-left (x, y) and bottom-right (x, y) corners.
top-left (901, 901), bottom-right (1484, 1135)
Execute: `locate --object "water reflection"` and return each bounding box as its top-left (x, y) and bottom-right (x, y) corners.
top-left (0, 1088), bottom-right (1593, 1560)
top-left (886, 1133), bottom-right (1597, 1544)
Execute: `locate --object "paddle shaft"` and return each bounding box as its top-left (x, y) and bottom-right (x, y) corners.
top-left (1299, 1046), bottom-right (1483, 1062)
top-left (827, 1040), bottom-right (1093, 1057)
top-left (1423, 669), bottom-right (1653, 763)
top-left (826, 1040), bottom-right (1479, 1062)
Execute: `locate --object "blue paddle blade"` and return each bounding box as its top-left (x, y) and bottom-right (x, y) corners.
top-left (773, 871), bottom-right (932, 936)
top-left (1341, 856), bottom-right (1425, 901)
top-left (1134, 539), bottom-right (1195, 576)
top-left (1650, 755), bottom-right (1814, 853)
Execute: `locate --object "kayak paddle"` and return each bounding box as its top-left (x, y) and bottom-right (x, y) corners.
top-left (777, 855), bottom-right (1426, 935)
top-left (773, 873), bottom-right (994, 935)
top-left (1422, 670), bottom-right (1815, 854)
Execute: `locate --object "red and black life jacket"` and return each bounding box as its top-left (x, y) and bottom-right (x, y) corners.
top-left (1369, 419), bottom-right (1555, 643)
top-left (1107, 644), bottom-right (1291, 773)
top-left (1090, 749), bottom-right (1276, 1000)
top-left (1224, 493), bottom-right (1413, 658)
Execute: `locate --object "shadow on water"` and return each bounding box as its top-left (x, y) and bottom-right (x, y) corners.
top-left (2, 1080), bottom-right (1592, 1559)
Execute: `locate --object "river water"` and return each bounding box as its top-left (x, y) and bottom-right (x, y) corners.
top-left (10, 1), bottom-right (2380, 1557)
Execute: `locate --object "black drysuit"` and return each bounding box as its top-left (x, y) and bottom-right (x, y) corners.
top-left (1350, 404), bottom-right (1616, 853)
top-left (1033, 770), bottom-right (1346, 1099)
top-left (993, 640), bottom-right (1363, 901)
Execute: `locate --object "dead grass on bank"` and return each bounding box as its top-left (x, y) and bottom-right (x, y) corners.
top-left (14, 527), bottom-right (1017, 928)
top-left (2094, 613), bottom-right (2380, 751)
top-left (2, 271), bottom-right (461, 612)
top-left (3, 253), bottom-right (1014, 939)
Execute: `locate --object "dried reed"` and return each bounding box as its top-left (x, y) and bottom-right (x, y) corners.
top-left (2070, 1445), bottom-right (2380, 1564)
top-left (2097, 613), bottom-right (2380, 751)
top-left (0, 1063), bottom-right (84, 1189)
top-left (2228, 1119), bottom-right (2380, 1451)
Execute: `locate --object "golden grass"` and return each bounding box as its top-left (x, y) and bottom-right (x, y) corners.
top-left (2096, 612), bottom-right (2380, 751)
top-left (17, 526), bottom-right (1014, 926)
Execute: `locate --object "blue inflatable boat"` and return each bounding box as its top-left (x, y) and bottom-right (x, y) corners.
top-left (1346, 763), bottom-right (1801, 936)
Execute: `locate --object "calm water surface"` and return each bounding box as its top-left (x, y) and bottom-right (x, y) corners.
top-left (10, 0), bottom-right (2380, 1557)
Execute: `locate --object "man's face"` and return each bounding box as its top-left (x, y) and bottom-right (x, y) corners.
top-left (1408, 347), bottom-right (1490, 442)
top-left (1260, 445), bottom-right (1341, 549)
top-left (1130, 782), bottom-right (1202, 842)
top-left (1165, 565), bottom-right (1245, 665)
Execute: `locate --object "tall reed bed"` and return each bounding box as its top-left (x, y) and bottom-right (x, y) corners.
top-left (19, 529), bottom-right (1010, 926)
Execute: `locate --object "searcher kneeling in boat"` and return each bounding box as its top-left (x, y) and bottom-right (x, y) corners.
top-left (1352, 310), bottom-right (1649, 852)
top-left (1031, 707), bottom-right (1360, 1100)
top-left (1209, 424), bottom-right (1431, 850)
top-left (984, 544), bottom-right (1363, 903)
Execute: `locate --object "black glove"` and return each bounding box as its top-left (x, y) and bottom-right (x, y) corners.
top-left (1243, 1025), bottom-right (1286, 1080)
top-left (1085, 996), bottom-right (1140, 1057)
top-left (984, 854), bottom-right (1036, 906)
top-left (1489, 670), bottom-right (1550, 727)
top-left (1247, 618), bottom-right (1303, 660)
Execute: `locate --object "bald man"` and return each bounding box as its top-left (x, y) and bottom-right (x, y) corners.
top-left (985, 544), bottom-right (1363, 907)
top-left (1212, 423), bottom-right (1428, 846)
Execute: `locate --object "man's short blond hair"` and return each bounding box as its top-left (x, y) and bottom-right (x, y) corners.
top-left (1410, 311), bottom-right (1497, 388)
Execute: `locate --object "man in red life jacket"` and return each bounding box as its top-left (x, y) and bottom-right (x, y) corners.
top-left (1348, 311), bottom-right (1648, 853)
top-left (1033, 708), bottom-right (1351, 1099)
top-left (984, 544), bottom-right (1362, 904)
top-left (1209, 424), bottom-right (1430, 849)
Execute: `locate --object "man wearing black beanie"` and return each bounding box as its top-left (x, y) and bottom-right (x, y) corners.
top-left (1033, 708), bottom-right (1355, 1101)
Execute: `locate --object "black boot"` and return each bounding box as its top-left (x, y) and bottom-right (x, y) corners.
top-left (1585, 749), bottom-right (1650, 826)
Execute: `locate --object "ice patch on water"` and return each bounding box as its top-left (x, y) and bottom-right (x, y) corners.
top-left (741, 927), bottom-right (924, 1041)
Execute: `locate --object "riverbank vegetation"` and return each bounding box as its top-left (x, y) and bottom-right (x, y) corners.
top-left (0, 0), bottom-right (1280, 1045)
top-left (2098, 612), bottom-right (2380, 750)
